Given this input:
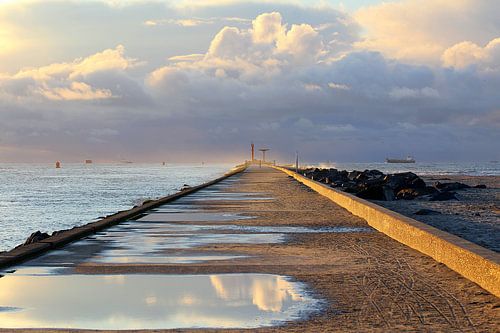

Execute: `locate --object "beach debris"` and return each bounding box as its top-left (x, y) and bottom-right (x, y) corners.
top-left (300, 168), bottom-right (470, 202)
top-left (414, 209), bottom-right (441, 215)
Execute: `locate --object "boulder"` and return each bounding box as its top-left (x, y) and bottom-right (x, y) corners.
top-left (356, 185), bottom-right (395, 201)
top-left (383, 172), bottom-right (425, 192)
top-left (348, 170), bottom-right (362, 181)
top-left (23, 231), bottom-right (50, 246)
top-left (396, 188), bottom-right (421, 200)
top-left (356, 186), bottom-right (385, 200)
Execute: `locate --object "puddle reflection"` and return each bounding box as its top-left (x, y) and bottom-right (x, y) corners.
top-left (0, 274), bottom-right (320, 329)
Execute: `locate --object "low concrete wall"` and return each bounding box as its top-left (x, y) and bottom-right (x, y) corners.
top-left (275, 166), bottom-right (500, 298)
top-left (0, 163), bottom-right (248, 269)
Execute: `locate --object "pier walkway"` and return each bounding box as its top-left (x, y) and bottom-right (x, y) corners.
top-left (0, 166), bottom-right (498, 331)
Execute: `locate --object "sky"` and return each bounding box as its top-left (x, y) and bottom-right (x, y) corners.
top-left (0, 0), bottom-right (499, 163)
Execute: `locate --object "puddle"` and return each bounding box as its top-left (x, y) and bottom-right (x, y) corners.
top-left (0, 273), bottom-right (321, 329)
top-left (137, 212), bottom-right (254, 222)
top-left (92, 254), bottom-right (246, 264)
top-left (26, 223), bottom-right (371, 265)
top-left (176, 196), bottom-right (275, 202)
top-left (1, 267), bottom-right (71, 276)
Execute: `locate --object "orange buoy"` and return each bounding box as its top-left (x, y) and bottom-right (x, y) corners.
top-left (55, 161), bottom-right (61, 168)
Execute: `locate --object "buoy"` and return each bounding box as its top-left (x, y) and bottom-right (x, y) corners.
top-left (55, 161), bottom-right (61, 168)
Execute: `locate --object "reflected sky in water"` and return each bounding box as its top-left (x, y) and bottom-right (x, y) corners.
top-left (0, 273), bottom-right (320, 329)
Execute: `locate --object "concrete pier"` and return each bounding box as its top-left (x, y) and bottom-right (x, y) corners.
top-left (0, 166), bottom-right (498, 331)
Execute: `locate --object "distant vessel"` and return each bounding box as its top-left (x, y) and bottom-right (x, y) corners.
top-left (85, 159), bottom-right (93, 164)
top-left (385, 156), bottom-right (415, 163)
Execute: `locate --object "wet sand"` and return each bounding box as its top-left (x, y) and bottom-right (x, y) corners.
top-left (375, 175), bottom-right (500, 252)
top-left (1, 166), bottom-right (499, 332)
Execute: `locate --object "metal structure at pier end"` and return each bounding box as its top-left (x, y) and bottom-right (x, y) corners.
top-left (259, 148), bottom-right (270, 162)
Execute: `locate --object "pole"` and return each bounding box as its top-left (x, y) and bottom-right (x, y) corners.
top-left (295, 151), bottom-right (299, 173)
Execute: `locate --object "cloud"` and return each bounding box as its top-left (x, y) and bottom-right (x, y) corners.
top-left (354, 0), bottom-right (500, 64)
top-left (0, 45), bottom-right (139, 102)
top-left (0, 3), bottom-right (498, 163)
top-left (144, 16), bottom-right (251, 27)
top-left (442, 38), bottom-right (500, 70)
top-left (389, 87), bottom-right (439, 100)
top-left (40, 82), bottom-right (113, 101)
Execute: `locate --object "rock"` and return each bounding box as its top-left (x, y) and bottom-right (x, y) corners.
top-left (474, 184), bottom-right (487, 189)
top-left (383, 172), bottom-right (425, 192)
top-left (429, 191), bottom-right (458, 201)
top-left (356, 185), bottom-right (395, 201)
top-left (434, 182), bottom-right (470, 191)
top-left (396, 188), bottom-right (421, 200)
top-left (23, 231), bottom-right (50, 246)
top-left (356, 186), bottom-right (385, 200)
top-left (382, 186), bottom-right (396, 201)
top-left (348, 170), bottom-right (362, 181)
top-left (396, 186), bottom-right (437, 200)
top-left (414, 209), bottom-right (441, 215)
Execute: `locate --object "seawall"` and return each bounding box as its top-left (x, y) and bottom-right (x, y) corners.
top-left (274, 166), bottom-right (500, 298)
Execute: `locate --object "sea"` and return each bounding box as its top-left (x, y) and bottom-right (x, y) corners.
top-left (0, 161), bottom-right (498, 252)
top-left (309, 161), bottom-right (500, 176)
top-left (0, 163), bottom-right (232, 252)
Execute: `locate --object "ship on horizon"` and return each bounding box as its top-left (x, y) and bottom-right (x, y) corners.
top-left (385, 156), bottom-right (416, 163)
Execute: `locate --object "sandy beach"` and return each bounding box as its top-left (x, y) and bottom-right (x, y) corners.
top-left (374, 175), bottom-right (500, 252)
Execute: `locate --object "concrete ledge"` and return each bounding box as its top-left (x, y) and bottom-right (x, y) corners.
top-left (0, 163), bottom-right (248, 270)
top-left (275, 166), bottom-right (500, 298)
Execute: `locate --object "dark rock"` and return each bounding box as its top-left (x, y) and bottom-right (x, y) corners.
top-left (365, 169), bottom-right (384, 178)
top-left (383, 172), bottom-right (424, 192)
top-left (429, 191), bottom-right (458, 201)
top-left (382, 186), bottom-right (396, 201)
top-left (356, 185), bottom-right (395, 201)
top-left (356, 186), bottom-right (385, 200)
top-left (414, 209), bottom-right (441, 215)
top-left (396, 186), bottom-right (437, 200)
top-left (434, 182), bottom-right (470, 191)
top-left (348, 170), bottom-right (362, 181)
top-left (396, 188), bottom-right (421, 200)
top-left (474, 184), bottom-right (487, 189)
top-left (23, 231), bottom-right (50, 245)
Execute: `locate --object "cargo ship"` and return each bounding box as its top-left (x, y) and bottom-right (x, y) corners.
top-left (385, 156), bottom-right (415, 163)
